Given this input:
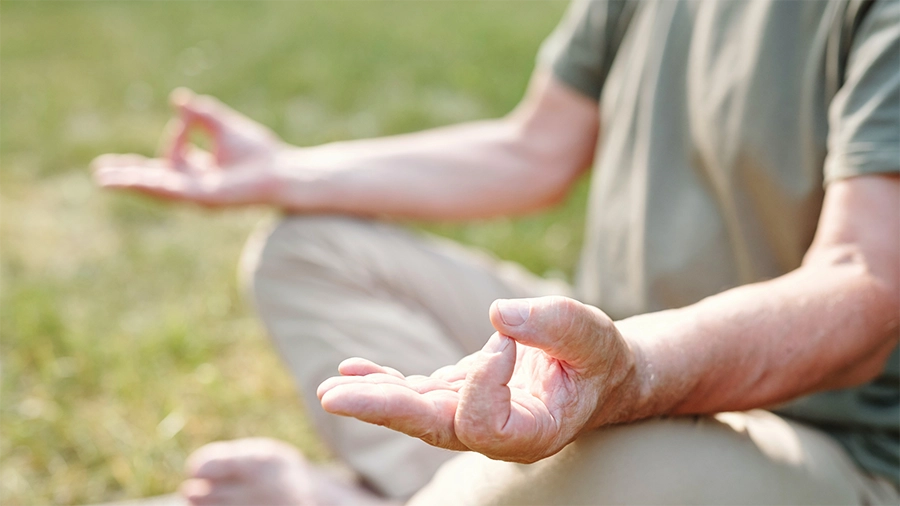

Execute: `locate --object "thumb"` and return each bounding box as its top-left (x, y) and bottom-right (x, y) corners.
top-left (162, 87), bottom-right (227, 167)
top-left (169, 88), bottom-right (278, 164)
top-left (170, 87), bottom-right (229, 134)
top-left (454, 332), bottom-right (517, 451)
top-left (489, 296), bottom-right (614, 369)
top-left (169, 88), bottom-right (245, 164)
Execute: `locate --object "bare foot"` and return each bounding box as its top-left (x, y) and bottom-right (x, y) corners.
top-left (179, 438), bottom-right (399, 506)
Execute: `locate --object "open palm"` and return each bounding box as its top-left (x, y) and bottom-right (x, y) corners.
top-left (317, 296), bottom-right (637, 463)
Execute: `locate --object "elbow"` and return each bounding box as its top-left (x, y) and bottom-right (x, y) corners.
top-left (832, 334), bottom-right (898, 388)
top-left (809, 246), bottom-right (900, 389)
top-left (534, 165), bottom-right (586, 208)
top-left (805, 242), bottom-right (900, 322)
top-left (503, 113), bottom-right (596, 212)
top-left (844, 278), bottom-right (899, 388)
top-left (504, 155), bottom-right (587, 213)
top-left (855, 277), bottom-right (900, 385)
top-left (798, 242), bottom-right (900, 389)
top-left (522, 139), bottom-right (592, 210)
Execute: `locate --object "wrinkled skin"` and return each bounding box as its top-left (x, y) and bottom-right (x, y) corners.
top-left (317, 296), bottom-right (639, 464)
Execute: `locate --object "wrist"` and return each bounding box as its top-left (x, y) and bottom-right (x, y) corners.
top-left (270, 144), bottom-right (332, 212)
top-left (579, 323), bottom-right (647, 433)
top-left (610, 309), bottom-right (699, 421)
top-left (615, 323), bottom-right (656, 422)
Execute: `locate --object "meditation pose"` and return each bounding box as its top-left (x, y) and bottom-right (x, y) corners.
top-left (94, 0), bottom-right (899, 504)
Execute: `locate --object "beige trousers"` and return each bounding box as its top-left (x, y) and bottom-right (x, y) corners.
top-left (241, 215), bottom-right (898, 505)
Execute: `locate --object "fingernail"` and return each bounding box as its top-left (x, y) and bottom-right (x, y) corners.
top-left (483, 333), bottom-right (510, 353)
top-left (497, 299), bottom-right (530, 326)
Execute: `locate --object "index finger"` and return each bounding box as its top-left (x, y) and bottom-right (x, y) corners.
top-left (162, 88), bottom-right (222, 169)
top-left (159, 117), bottom-right (190, 169)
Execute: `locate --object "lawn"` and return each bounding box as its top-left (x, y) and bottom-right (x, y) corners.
top-left (0, 1), bottom-right (585, 503)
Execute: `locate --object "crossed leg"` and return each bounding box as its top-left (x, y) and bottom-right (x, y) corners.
top-left (181, 215), bottom-right (568, 504)
top-left (178, 216), bottom-right (897, 506)
top-left (408, 410), bottom-right (899, 506)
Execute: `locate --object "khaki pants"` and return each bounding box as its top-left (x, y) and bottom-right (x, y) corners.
top-left (241, 215), bottom-right (898, 505)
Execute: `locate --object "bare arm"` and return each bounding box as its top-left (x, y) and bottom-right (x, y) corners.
top-left (317, 174), bottom-right (899, 463)
top-left (93, 72), bottom-right (600, 221)
top-left (273, 72), bottom-right (599, 219)
top-left (613, 174), bottom-right (900, 423)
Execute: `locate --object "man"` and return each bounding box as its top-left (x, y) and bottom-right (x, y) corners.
top-left (93, 0), bottom-right (899, 504)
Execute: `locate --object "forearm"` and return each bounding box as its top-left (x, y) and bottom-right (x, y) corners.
top-left (607, 248), bottom-right (899, 425)
top-left (269, 72), bottom-right (598, 220)
top-left (272, 119), bottom-right (575, 219)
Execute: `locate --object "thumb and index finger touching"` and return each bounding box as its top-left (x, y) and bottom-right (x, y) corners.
top-left (91, 87), bottom-right (226, 173)
top-left (163, 88), bottom-right (229, 167)
top-left (91, 88), bottom-right (249, 204)
top-left (453, 296), bottom-right (611, 457)
top-left (313, 295), bottom-right (613, 458)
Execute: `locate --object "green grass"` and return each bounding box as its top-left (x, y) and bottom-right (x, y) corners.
top-left (0, 1), bottom-right (583, 503)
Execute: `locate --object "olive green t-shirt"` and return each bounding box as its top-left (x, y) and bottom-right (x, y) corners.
top-left (541, 0), bottom-right (899, 485)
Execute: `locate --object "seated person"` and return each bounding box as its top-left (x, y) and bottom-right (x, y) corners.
top-left (93, 0), bottom-right (900, 504)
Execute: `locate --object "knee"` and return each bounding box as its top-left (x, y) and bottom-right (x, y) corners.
top-left (414, 417), bottom-right (759, 506)
top-left (238, 215), bottom-right (373, 308)
top-left (553, 418), bottom-right (716, 500)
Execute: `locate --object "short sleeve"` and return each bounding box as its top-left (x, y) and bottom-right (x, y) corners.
top-left (824, 0), bottom-right (900, 183)
top-left (537, 0), bottom-right (634, 100)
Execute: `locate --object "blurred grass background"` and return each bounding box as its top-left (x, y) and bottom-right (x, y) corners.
top-left (0, 1), bottom-right (587, 504)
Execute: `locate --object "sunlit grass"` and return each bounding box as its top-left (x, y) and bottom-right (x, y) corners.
top-left (1, 2), bottom-right (578, 504)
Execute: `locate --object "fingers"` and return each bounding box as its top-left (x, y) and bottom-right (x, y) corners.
top-left (318, 362), bottom-right (466, 451)
top-left (93, 160), bottom-right (195, 202)
top-left (92, 152), bottom-right (264, 206)
top-left (170, 87), bottom-right (229, 133)
top-left (432, 363), bottom-right (465, 382)
top-left (337, 357), bottom-right (404, 378)
top-left (432, 353), bottom-right (478, 382)
top-left (489, 295), bottom-right (616, 369)
top-left (158, 119), bottom-right (216, 171)
top-left (320, 381), bottom-right (464, 449)
top-left (92, 154), bottom-right (184, 194)
top-left (159, 117), bottom-right (190, 168)
top-left (317, 372), bottom-right (411, 400)
top-left (167, 87), bottom-right (277, 164)
top-left (454, 333), bottom-right (518, 453)
top-left (320, 381), bottom-right (433, 425)
top-left (316, 370), bottom-right (453, 400)
top-left (164, 88), bottom-right (223, 166)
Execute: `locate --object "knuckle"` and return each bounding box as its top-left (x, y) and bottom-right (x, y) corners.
top-left (420, 428), bottom-right (452, 448)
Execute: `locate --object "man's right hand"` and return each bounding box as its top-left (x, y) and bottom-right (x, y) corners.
top-left (317, 296), bottom-right (643, 464)
top-left (93, 88), bottom-right (284, 208)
